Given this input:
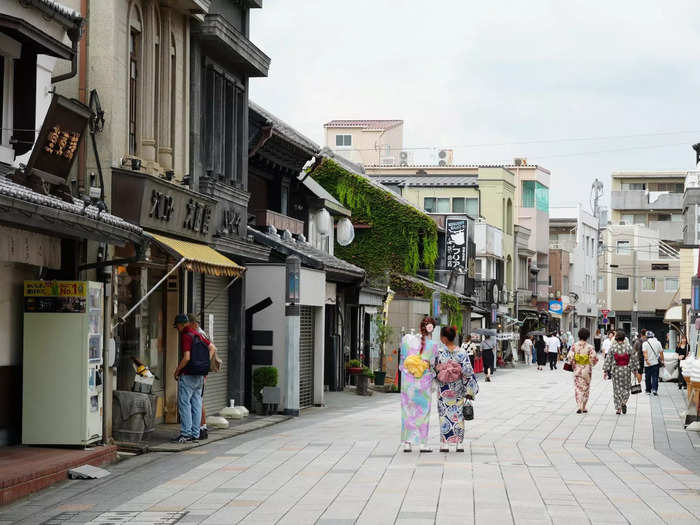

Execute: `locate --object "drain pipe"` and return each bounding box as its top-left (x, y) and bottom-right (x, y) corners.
top-left (52, 24), bottom-right (84, 84)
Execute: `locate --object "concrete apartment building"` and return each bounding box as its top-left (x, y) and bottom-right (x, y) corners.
top-left (597, 224), bottom-right (679, 339)
top-left (610, 170), bottom-right (686, 245)
top-left (549, 205), bottom-right (599, 334)
top-left (323, 119), bottom-right (404, 166)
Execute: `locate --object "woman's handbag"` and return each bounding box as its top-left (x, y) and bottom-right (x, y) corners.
top-left (630, 376), bottom-right (642, 395)
top-left (563, 361), bottom-right (573, 372)
top-left (463, 400), bottom-right (474, 421)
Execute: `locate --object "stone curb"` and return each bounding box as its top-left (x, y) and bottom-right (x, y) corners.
top-left (116, 414), bottom-right (291, 453)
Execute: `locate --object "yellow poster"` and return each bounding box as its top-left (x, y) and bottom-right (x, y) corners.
top-left (24, 281), bottom-right (87, 298)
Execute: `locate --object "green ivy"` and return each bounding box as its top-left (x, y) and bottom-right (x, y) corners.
top-left (311, 158), bottom-right (438, 277)
top-left (441, 294), bottom-right (463, 333)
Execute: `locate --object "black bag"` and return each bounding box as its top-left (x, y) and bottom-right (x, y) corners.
top-left (630, 376), bottom-right (642, 395)
top-left (183, 333), bottom-right (210, 375)
top-left (463, 400), bottom-right (474, 421)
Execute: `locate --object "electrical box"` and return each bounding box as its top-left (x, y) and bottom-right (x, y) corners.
top-left (22, 281), bottom-right (103, 446)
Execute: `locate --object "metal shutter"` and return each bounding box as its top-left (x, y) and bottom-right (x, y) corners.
top-left (299, 306), bottom-right (315, 408)
top-left (202, 276), bottom-right (229, 415)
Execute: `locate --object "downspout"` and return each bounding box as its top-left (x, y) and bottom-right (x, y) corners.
top-left (52, 24), bottom-right (84, 84)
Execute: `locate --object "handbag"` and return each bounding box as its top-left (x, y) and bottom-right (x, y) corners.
top-left (563, 361), bottom-right (573, 372)
top-left (463, 400), bottom-right (474, 421)
top-left (630, 375), bottom-right (642, 395)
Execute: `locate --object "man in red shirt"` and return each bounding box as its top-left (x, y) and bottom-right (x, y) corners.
top-left (172, 314), bottom-right (214, 443)
top-left (186, 313), bottom-right (220, 440)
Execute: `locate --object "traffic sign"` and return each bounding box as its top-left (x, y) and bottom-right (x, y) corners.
top-left (601, 309), bottom-right (610, 316)
top-left (602, 318), bottom-right (609, 324)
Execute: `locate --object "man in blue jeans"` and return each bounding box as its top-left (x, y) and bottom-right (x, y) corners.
top-left (172, 314), bottom-right (214, 443)
top-left (641, 330), bottom-right (664, 396)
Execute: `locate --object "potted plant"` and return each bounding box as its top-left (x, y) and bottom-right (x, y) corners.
top-left (357, 367), bottom-right (373, 396)
top-left (346, 358), bottom-right (363, 375)
top-left (252, 366), bottom-right (278, 414)
top-left (373, 316), bottom-right (393, 386)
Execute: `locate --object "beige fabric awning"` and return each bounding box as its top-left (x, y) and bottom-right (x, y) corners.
top-left (148, 233), bottom-right (245, 277)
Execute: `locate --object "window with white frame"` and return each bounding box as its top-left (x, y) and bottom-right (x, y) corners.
top-left (0, 33), bottom-right (20, 163)
top-left (616, 240), bottom-right (631, 255)
top-left (335, 134), bottom-right (351, 147)
top-left (475, 259), bottom-right (483, 280)
top-left (664, 277), bottom-right (679, 292)
top-left (598, 274), bottom-right (604, 292)
top-left (641, 277), bottom-right (656, 291)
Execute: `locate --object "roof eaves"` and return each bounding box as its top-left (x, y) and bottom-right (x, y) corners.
top-left (25, 0), bottom-right (83, 29)
top-left (249, 101), bottom-right (320, 156)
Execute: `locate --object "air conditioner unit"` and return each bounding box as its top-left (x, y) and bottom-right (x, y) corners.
top-left (438, 149), bottom-right (454, 166)
top-left (380, 157), bottom-right (395, 166)
top-left (514, 157), bottom-right (527, 166)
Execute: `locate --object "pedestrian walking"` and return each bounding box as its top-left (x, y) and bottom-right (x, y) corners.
top-left (461, 334), bottom-right (477, 368)
top-left (593, 329), bottom-right (602, 353)
top-left (172, 314), bottom-right (214, 444)
top-left (481, 333), bottom-right (496, 381)
top-left (399, 316), bottom-right (437, 453)
top-left (601, 330), bottom-right (614, 357)
top-left (434, 325), bottom-right (479, 452)
top-left (546, 332), bottom-right (560, 370)
top-left (565, 328), bottom-right (598, 414)
top-left (677, 334), bottom-right (688, 390)
top-left (535, 335), bottom-right (547, 370)
top-left (521, 336), bottom-right (533, 366)
top-left (641, 331), bottom-right (664, 396)
top-left (603, 329), bottom-right (641, 414)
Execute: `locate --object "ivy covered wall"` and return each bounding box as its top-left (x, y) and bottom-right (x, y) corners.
top-left (311, 158), bottom-right (438, 277)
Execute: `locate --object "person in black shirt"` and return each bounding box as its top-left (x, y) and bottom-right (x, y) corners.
top-left (676, 334), bottom-right (688, 390)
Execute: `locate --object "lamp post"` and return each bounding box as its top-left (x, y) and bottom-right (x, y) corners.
top-left (284, 256), bottom-right (301, 416)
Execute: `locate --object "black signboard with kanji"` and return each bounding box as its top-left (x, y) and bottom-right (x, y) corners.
top-left (25, 94), bottom-right (91, 183)
top-left (445, 217), bottom-right (467, 270)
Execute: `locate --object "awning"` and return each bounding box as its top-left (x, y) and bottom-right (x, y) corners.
top-left (664, 305), bottom-right (683, 323)
top-left (148, 233), bottom-right (245, 277)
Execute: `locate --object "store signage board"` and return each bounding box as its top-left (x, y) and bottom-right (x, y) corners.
top-left (24, 281), bottom-right (87, 297)
top-left (549, 300), bottom-right (563, 314)
top-left (24, 95), bottom-right (91, 184)
top-left (445, 216), bottom-right (468, 270)
top-left (24, 280), bottom-right (88, 313)
top-left (112, 169), bottom-right (216, 243)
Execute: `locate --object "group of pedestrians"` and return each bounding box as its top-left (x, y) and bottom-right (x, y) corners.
top-left (399, 317), bottom-right (479, 453)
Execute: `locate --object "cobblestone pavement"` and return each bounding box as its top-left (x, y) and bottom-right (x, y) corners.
top-left (2, 365), bottom-right (700, 524)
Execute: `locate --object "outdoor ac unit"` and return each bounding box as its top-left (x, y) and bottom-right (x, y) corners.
top-left (438, 149), bottom-right (453, 165)
top-left (514, 157), bottom-right (527, 166)
top-left (380, 157), bottom-right (395, 166)
top-left (399, 151), bottom-right (409, 166)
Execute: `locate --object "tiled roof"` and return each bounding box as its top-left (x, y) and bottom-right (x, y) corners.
top-left (248, 226), bottom-right (365, 280)
top-left (27, 0), bottom-right (83, 25)
top-left (0, 171), bottom-right (142, 235)
top-left (318, 148), bottom-right (430, 218)
top-left (324, 120), bottom-right (403, 131)
top-left (370, 175), bottom-right (478, 187)
top-left (249, 101), bottom-right (320, 155)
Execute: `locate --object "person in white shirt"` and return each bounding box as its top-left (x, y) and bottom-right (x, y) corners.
top-left (601, 330), bottom-right (614, 357)
top-left (546, 332), bottom-right (561, 370)
top-left (521, 336), bottom-right (533, 365)
top-left (461, 334), bottom-right (477, 368)
top-left (641, 330), bottom-right (664, 395)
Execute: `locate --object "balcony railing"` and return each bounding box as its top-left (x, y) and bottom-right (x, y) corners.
top-left (611, 190), bottom-right (682, 211)
top-left (254, 209), bottom-right (304, 236)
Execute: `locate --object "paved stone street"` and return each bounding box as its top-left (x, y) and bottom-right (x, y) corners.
top-left (2, 366), bottom-right (700, 525)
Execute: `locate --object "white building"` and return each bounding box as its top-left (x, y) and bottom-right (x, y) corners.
top-left (549, 205), bottom-right (599, 333)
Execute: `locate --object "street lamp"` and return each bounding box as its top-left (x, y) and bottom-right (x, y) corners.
top-left (284, 256), bottom-right (301, 416)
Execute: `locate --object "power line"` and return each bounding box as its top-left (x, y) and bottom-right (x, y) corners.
top-left (328, 129), bottom-right (700, 153)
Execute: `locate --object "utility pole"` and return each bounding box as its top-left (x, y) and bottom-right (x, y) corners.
top-left (632, 243), bottom-right (638, 335)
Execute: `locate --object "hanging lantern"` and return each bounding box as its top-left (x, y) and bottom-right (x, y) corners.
top-left (336, 217), bottom-right (355, 246)
top-left (316, 208), bottom-right (332, 236)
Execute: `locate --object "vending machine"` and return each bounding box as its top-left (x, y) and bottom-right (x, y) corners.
top-left (22, 281), bottom-right (103, 446)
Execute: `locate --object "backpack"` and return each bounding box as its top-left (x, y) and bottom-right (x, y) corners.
top-left (183, 333), bottom-right (210, 376)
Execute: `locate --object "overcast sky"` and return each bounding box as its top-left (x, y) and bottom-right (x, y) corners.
top-left (250, 1), bottom-right (700, 211)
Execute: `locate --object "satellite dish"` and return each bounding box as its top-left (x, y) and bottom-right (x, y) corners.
top-left (336, 218), bottom-right (355, 246)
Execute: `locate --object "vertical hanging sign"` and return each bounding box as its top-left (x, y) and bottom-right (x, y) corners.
top-left (445, 217), bottom-right (467, 269)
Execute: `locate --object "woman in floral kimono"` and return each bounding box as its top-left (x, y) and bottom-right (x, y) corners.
top-left (399, 316), bottom-right (437, 452)
top-left (603, 329), bottom-right (641, 415)
top-left (566, 327), bottom-right (598, 414)
top-left (434, 325), bottom-right (479, 452)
